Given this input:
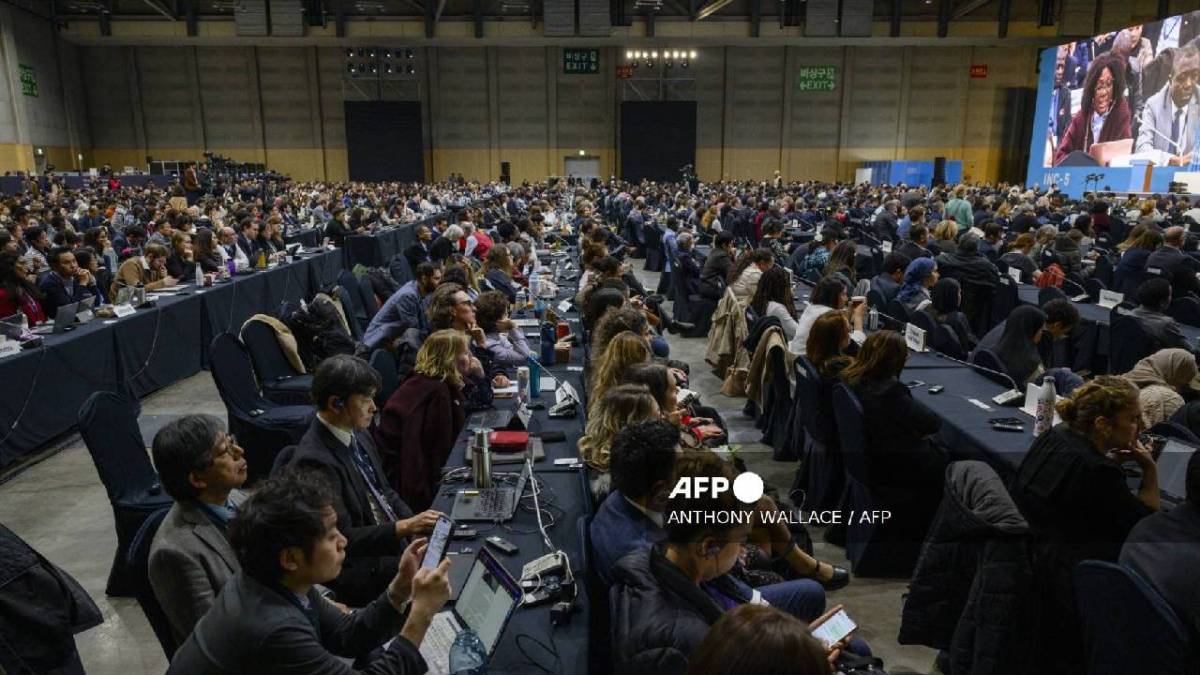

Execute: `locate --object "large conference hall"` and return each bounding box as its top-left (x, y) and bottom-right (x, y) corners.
top-left (0, 1), bottom-right (1197, 674)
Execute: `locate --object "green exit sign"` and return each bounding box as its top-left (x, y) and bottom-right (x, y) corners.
top-left (563, 48), bottom-right (599, 74)
top-left (18, 64), bottom-right (36, 97)
top-left (796, 65), bottom-right (836, 92)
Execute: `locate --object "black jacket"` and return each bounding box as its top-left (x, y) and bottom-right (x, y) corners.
top-left (937, 250), bottom-right (1000, 289)
top-left (37, 272), bottom-right (96, 318)
top-left (0, 524), bottom-right (102, 675)
top-left (675, 250), bottom-right (702, 298)
top-left (611, 547), bottom-right (746, 675)
top-left (699, 248), bottom-right (732, 300)
top-left (167, 572), bottom-right (425, 674)
top-left (283, 420), bottom-right (414, 606)
top-left (899, 461), bottom-right (1039, 675)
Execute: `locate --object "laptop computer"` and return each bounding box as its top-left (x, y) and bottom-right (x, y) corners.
top-left (450, 460), bottom-right (530, 522)
top-left (75, 296), bottom-right (96, 324)
top-left (30, 301), bottom-right (79, 335)
top-left (1156, 439), bottom-right (1197, 506)
top-left (417, 547), bottom-right (523, 675)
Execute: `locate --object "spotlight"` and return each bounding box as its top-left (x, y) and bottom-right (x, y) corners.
top-left (645, 59), bottom-right (654, 68)
top-left (690, 50), bottom-right (697, 59)
top-left (681, 60), bottom-right (689, 69)
top-left (385, 64), bottom-right (394, 74)
top-left (369, 64), bottom-right (378, 74)
top-left (369, 49), bottom-right (377, 59)
top-left (406, 48), bottom-right (414, 59)
top-left (347, 63), bottom-right (356, 74)
top-left (383, 49), bottom-right (393, 59)
top-left (626, 50), bottom-right (633, 59)
top-left (651, 51), bottom-right (658, 58)
top-left (578, 149), bottom-right (586, 156)
top-left (672, 50), bottom-right (680, 59)
top-left (344, 48), bottom-right (354, 58)
top-left (665, 59), bottom-right (673, 68)
top-left (406, 64), bottom-right (415, 74)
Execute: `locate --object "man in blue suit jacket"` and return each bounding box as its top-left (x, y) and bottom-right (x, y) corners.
top-left (590, 419), bottom-right (679, 586)
top-left (363, 262), bottom-right (441, 350)
top-left (38, 247), bottom-right (97, 318)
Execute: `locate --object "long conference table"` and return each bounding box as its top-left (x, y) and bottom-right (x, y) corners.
top-left (429, 267), bottom-right (591, 673)
top-left (0, 206), bottom-right (488, 470)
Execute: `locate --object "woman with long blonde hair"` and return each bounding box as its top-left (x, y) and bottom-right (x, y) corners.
top-left (588, 331), bottom-right (652, 415)
top-left (579, 384), bottom-right (659, 481)
top-left (375, 329), bottom-right (473, 509)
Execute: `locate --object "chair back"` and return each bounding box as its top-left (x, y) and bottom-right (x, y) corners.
top-left (1038, 286), bottom-right (1068, 305)
top-left (1094, 254), bottom-right (1115, 286)
top-left (271, 444), bottom-right (298, 476)
top-left (241, 318), bottom-right (303, 382)
top-left (1167, 296), bottom-right (1200, 327)
top-left (357, 274), bottom-right (379, 320)
top-left (795, 357), bottom-right (833, 445)
top-left (1074, 560), bottom-right (1196, 675)
top-left (930, 323), bottom-right (968, 360)
top-left (77, 391), bottom-right (161, 504)
top-left (909, 308), bottom-right (936, 334)
top-left (209, 333), bottom-right (274, 417)
top-left (832, 384), bottom-right (870, 486)
top-left (1147, 421), bottom-right (1200, 444)
top-left (969, 348), bottom-right (1014, 387)
top-left (960, 281), bottom-right (997, 337)
top-left (1117, 269), bottom-right (1151, 298)
top-left (885, 298), bottom-right (910, 329)
top-left (369, 349), bottom-right (400, 408)
top-left (866, 289), bottom-right (886, 309)
top-left (1109, 313), bottom-right (1159, 374)
top-left (337, 270), bottom-right (366, 339)
top-left (126, 506), bottom-right (178, 658)
top-left (1084, 277), bottom-right (1105, 303)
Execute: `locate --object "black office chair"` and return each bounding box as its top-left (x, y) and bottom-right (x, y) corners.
top-left (209, 333), bottom-right (315, 483)
top-left (960, 281), bottom-right (997, 337)
top-left (930, 323), bottom-right (968, 360)
top-left (866, 288), bottom-right (886, 309)
top-left (969, 348), bottom-right (1014, 387)
top-left (1038, 286), bottom-right (1068, 305)
top-left (126, 506), bottom-right (178, 659)
top-left (337, 270), bottom-right (367, 340)
top-left (77, 390), bottom-right (174, 597)
top-left (756, 344), bottom-right (794, 460)
top-left (357, 274), bottom-right (379, 321)
top-left (909, 308), bottom-right (936, 334)
top-left (1074, 561), bottom-right (1197, 675)
top-left (670, 259), bottom-right (715, 337)
top-left (1083, 277), bottom-right (1106, 303)
top-left (792, 357), bottom-right (844, 511)
top-left (239, 318), bottom-right (314, 406)
top-left (368, 349), bottom-right (400, 409)
top-left (831, 384), bottom-right (919, 577)
top-left (1094, 254), bottom-right (1115, 287)
top-left (1167, 296), bottom-right (1200, 327)
top-left (579, 514), bottom-right (613, 675)
top-left (884, 298), bottom-right (910, 330)
top-left (1109, 312), bottom-right (1159, 374)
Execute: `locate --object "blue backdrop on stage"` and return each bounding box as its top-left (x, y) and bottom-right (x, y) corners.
top-left (861, 160), bottom-right (962, 188)
top-left (1025, 11), bottom-right (1200, 198)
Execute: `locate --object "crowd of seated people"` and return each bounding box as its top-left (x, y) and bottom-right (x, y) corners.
top-left (12, 172), bottom-right (1200, 673)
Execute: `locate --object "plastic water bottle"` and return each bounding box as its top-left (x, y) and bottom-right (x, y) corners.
top-left (526, 355), bottom-right (542, 399)
top-left (448, 628), bottom-right (487, 674)
top-left (1034, 375), bottom-right (1057, 436)
top-left (515, 288), bottom-right (527, 317)
top-left (867, 307), bottom-right (879, 331)
top-left (194, 263), bottom-right (204, 287)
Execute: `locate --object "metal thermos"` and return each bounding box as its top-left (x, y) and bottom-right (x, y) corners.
top-left (471, 428), bottom-right (492, 488)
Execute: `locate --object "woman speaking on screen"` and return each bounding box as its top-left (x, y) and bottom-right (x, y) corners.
top-left (1053, 53), bottom-right (1132, 166)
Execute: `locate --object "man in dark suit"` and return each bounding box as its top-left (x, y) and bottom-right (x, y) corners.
top-left (281, 355), bottom-right (442, 606)
top-left (38, 247), bottom-right (97, 318)
top-left (1051, 46), bottom-right (1075, 147)
top-left (589, 419), bottom-right (678, 586)
top-left (674, 231), bottom-right (704, 298)
top-left (148, 415), bottom-right (248, 644)
top-left (1146, 226), bottom-right (1200, 299)
top-left (1120, 451), bottom-right (1200, 637)
top-left (402, 224), bottom-right (432, 273)
top-left (1131, 278), bottom-right (1194, 353)
top-left (167, 472), bottom-right (450, 674)
top-left (897, 225), bottom-right (934, 261)
top-left (236, 218), bottom-right (261, 262)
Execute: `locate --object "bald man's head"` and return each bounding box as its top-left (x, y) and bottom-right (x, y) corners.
top-left (1165, 226), bottom-right (1186, 247)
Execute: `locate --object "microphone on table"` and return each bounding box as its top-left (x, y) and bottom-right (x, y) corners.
top-left (925, 349), bottom-right (1024, 404)
top-left (1057, 274), bottom-right (1094, 302)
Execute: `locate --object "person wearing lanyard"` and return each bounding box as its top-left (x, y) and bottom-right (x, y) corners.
top-left (167, 472), bottom-right (451, 674)
top-left (282, 354), bottom-right (444, 607)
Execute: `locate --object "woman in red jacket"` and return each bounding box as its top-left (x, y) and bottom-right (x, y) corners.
top-left (1053, 53), bottom-right (1132, 166)
top-left (374, 329), bottom-right (472, 511)
top-left (0, 251), bottom-right (45, 326)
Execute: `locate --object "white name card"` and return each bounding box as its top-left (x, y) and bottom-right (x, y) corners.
top-left (904, 322), bottom-right (927, 352)
top-left (1097, 289), bottom-right (1124, 309)
top-left (113, 303), bottom-right (136, 318)
top-left (0, 340), bottom-right (21, 359)
top-left (557, 299), bottom-right (572, 314)
top-left (880, 240), bottom-right (893, 253)
top-left (75, 310), bottom-right (94, 324)
top-left (1008, 267), bottom-right (1023, 284)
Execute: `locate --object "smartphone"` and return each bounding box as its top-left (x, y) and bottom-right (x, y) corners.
top-left (421, 515), bottom-right (454, 569)
top-left (905, 380), bottom-right (925, 388)
top-left (809, 605), bottom-right (857, 649)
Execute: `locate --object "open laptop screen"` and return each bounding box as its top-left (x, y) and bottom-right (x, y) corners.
top-left (1157, 439), bottom-right (1197, 502)
top-left (456, 548), bottom-right (521, 655)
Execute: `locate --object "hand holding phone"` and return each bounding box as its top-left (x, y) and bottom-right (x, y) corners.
top-left (809, 605), bottom-right (857, 650)
top-left (421, 515), bottom-right (454, 569)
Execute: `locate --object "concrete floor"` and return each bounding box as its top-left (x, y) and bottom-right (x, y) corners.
top-left (0, 266), bottom-right (938, 675)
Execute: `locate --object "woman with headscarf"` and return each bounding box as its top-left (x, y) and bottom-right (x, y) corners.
top-left (935, 235), bottom-right (1000, 289)
top-left (1121, 348), bottom-right (1198, 427)
top-left (895, 257), bottom-right (938, 313)
top-left (1054, 53), bottom-right (1133, 166)
top-left (921, 277), bottom-right (978, 352)
top-left (983, 305), bottom-right (1047, 387)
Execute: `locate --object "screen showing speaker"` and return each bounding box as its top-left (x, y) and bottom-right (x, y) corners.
top-left (1036, 11), bottom-right (1200, 170)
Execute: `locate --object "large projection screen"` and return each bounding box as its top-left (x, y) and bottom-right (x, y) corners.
top-left (1026, 11), bottom-right (1200, 196)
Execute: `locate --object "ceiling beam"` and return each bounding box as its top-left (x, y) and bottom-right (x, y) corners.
top-left (139, 0), bottom-right (177, 20)
top-left (890, 0), bottom-right (901, 36)
top-left (952, 0), bottom-right (993, 20)
top-left (694, 0), bottom-right (733, 21)
top-left (998, 0), bottom-right (1010, 37)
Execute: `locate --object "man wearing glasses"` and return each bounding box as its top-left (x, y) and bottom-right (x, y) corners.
top-left (1136, 46), bottom-right (1200, 165)
top-left (148, 415), bottom-right (249, 644)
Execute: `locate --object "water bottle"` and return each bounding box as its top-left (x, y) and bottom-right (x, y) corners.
top-left (516, 366), bottom-right (530, 407)
top-left (867, 307), bottom-right (879, 331)
top-left (515, 288), bottom-right (527, 317)
top-left (526, 355), bottom-right (542, 399)
top-left (471, 429), bottom-right (492, 489)
top-left (226, 256), bottom-right (236, 278)
top-left (540, 321), bottom-right (556, 365)
top-left (1034, 375), bottom-right (1057, 436)
top-left (448, 628), bottom-right (488, 674)
top-left (528, 268), bottom-right (540, 299)
top-left (194, 263), bottom-right (204, 287)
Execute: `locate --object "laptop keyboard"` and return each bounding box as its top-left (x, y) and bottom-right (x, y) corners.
top-left (476, 488), bottom-right (511, 518)
top-left (420, 613), bottom-right (457, 674)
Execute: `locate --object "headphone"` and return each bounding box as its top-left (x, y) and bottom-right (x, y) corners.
top-left (333, 398), bottom-right (345, 410)
top-left (704, 543), bottom-right (721, 558)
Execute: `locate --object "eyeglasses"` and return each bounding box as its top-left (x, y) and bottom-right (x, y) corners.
top-left (1095, 76), bottom-right (1115, 92)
